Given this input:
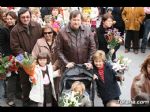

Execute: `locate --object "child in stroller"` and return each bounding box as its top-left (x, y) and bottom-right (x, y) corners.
top-left (59, 64), bottom-right (95, 107)
top-left (59, 81), bottom-right (92, 107)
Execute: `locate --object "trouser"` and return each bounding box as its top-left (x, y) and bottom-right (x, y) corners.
top-left (125, 30), bottom-right (139, 50)
top-left (7, 72), bottom-right (22, 101)
top-left (0, 80), bottom-right (4, 99)
top-left (19, 67), bottom-right (31, 106)
top-left (141, 19), bottom-right (150, 49)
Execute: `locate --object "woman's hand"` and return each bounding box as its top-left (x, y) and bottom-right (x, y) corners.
top-left (116, 75), bottom-right (125, 81)
top-left (52, 65), bottom-right (57, 71)
top-left (84, 63), bottom-right (93, 70)
top-left (66, 62), bottom-right (75, 68)
top-left (110, 49), bottom-right (115, 54)
top-left (93, 74), bottom-right (98, 80)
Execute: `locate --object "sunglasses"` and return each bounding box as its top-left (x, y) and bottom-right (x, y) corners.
top-left (43, 32), bottom-right (53, 35)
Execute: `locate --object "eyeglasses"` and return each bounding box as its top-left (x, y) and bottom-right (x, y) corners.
top-left (21, 16), bottom-right (30, 19)
top-left (43, 32), bottom-right (53, 35)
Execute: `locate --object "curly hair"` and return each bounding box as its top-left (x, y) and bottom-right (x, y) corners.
top-left (141, 55), bottom-right (150, 78)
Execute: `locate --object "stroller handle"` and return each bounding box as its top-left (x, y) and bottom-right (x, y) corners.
top-left (65, 64), bottom-right (87, 70)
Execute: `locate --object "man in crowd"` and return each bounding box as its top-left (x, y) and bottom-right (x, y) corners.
top-left (10, 8), bottom-right (42, 106)
top-left (56, 10), bottom-right (96, 73)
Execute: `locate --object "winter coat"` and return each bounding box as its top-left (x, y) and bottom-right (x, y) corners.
top-left (122, 7), bottom-right (145, 31)
top-left (0, 26), bottom-right (11, 56)
top-left (93, 62), bottom-right (121, 102)
top-left (112, 7), bottom-right (125, 29)
top-left (131, 73), bottom-right (150, 100)
top-left (32, 37), bottom-right (59, 70)
top-left (56, 24), bottom-right (96, 72)
top-left (10, 21), bottom-right (42, 56)
top-left (32, 37), bottom-right (61, 94)
top-left (29, 63), bottom-right (57, 103)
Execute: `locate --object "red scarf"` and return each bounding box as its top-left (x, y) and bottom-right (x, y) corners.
top-left (98, 64), bottom-right (105, 82)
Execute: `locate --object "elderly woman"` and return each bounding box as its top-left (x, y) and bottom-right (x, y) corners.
top-left (131, 55), bottom-right (150, 106)
top-left (32, 26), bottom-right (60, 105)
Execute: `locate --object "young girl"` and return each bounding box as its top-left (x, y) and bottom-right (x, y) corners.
top-left (92, 50), bottom-right (124, 107)
top-left (29, 52), bottom-right (59, 107)
top-left (60, 81), bottom-right (92, 107)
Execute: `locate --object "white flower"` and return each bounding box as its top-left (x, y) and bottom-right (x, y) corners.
top-left (112, 56), bottom-right (131, 73)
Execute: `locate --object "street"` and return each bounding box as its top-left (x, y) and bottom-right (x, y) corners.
top-left (0, 43), bottom-right (150, 107)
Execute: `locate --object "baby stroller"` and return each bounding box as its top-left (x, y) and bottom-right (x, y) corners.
top-left (59, 64), bottom-right (95, 106)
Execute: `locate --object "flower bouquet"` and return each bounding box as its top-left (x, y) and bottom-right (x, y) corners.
top-left (112, 54), bottom-right (131, 85)
top-left (0, 55), bottom-right (18, 79)
top-left (105, 28), bottom-right (123, 62)
top-left (15, 52), bottom-right (36, 84)
top-left (58, 91), bottom-right (82, 107)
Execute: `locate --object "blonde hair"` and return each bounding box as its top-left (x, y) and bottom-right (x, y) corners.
top-left (82, 15), bottom-right (91, 22)
top-left (92, 50), bottom-right (106, 61)
top-left (71, 81), bottom-right (85, 95)
top-left (30, 7), bottom-right (40, 15)
top-left (44, 15), bottom-right (53, 23)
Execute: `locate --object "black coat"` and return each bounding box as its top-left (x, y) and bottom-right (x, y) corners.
top-left (0, 25), bottom-right (12, 56)
top-left (112, 7), bottom-right (125, 29)
top-left (95, 25), bottom-right (110, 54)
top-left (95, 26), bottom-right (120, 55)
top-left (93, 62), bottom-right (121, 102)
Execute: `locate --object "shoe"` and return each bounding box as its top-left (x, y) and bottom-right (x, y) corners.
top-left (7, 101), bottom-right (15, 107)
top-left (141, 49), bottom-right (145, 53)
top-left (134, 50), bottom-right (138, 54)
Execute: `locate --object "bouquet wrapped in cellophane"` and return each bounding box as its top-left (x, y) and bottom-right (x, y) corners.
top-left (0, 55), bottom-right (19, 79)
top-left (105, 28), bottom-right (123, 62)
top-left (111, 54), bottom-right (131, 85)
top-left (15, 52), bottom-right (36, 84)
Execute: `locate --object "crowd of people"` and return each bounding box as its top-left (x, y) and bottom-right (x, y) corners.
top-left (0, 7), bottom-right (150, 107)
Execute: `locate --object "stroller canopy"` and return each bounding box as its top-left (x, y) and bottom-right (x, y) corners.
top-left (60, 64), bottom-right (94, 93)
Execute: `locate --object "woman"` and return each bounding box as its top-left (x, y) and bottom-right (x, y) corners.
top-left (0, 7), bottom-right (8, 26)
top-left (131, 55), bottom-right (150, 106)
top-left (51, 7), bottom-right (64, 29)
top-left (32, 26), bottom-right (60, 106)
top-left (5, 11), bottom-right (22, 107)
top-left (95, 13), bottom-right (122, 62)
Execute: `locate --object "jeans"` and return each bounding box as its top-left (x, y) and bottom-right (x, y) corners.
top-left (0, 80), bottom-right (4, 99)
top-left (141, 19), bottom-right (150, 49)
